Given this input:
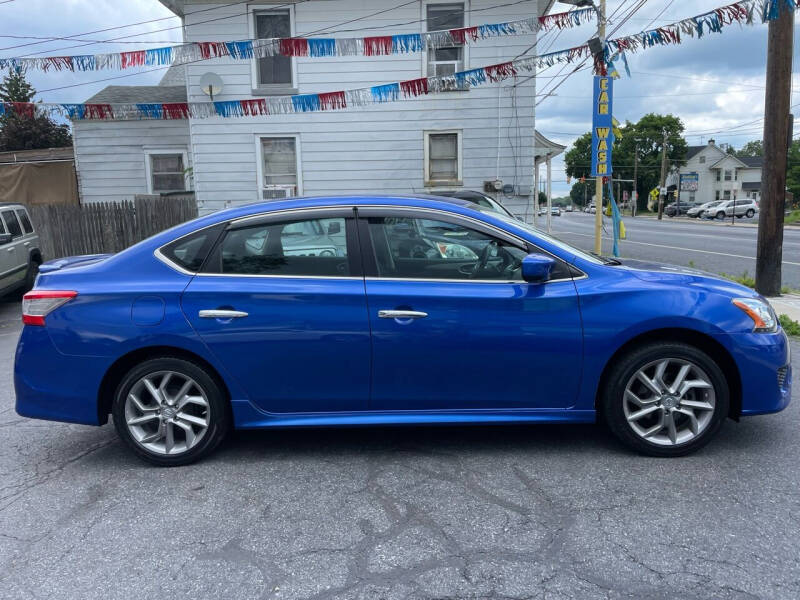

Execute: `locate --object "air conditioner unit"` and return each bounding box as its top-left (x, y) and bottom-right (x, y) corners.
top-left (262, 185), bottom-right (296, 200)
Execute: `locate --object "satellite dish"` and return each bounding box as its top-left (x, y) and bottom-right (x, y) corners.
top-left (199, 72), bottom-right (224, 101)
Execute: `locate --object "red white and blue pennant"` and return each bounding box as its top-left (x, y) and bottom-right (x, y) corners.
top-left (0, 8), bottom-right (594, 73)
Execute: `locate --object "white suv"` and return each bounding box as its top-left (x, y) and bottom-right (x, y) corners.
top-left (704, 199), bottom-right (759, 220)
top-left (0, 204), bottom-right (42, 296)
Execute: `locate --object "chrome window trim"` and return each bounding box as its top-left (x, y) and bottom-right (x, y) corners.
top-left (365, 275), bottom-right (577, 285)
top-left (154, 203), bottom-right (588, 282)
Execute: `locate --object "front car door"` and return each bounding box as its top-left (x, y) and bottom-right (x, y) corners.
top-left (358, 207), bottom-right (584, 412)
top-left (180, 207), bottom-right (371, 414)
top-left (0, 209), bottom-right (26, 289)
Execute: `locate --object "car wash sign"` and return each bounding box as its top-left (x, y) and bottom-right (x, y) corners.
top-left (591, 76), bottom-right (613, 177)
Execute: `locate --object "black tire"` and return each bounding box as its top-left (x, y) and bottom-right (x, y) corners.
top-left (112, 356), bottom-right (230, 466)
top-left (716, 211), bottom-right (726, 220)
top-left (22, 259), bottom-right (39, 294)
top-left (746, 209), bottom-right (755, 218)
top-left (601, 342), bottom-right (729, 457)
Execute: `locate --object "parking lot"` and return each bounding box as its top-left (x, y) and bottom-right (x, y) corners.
top-left (0, 297), bottom-right (798, 599)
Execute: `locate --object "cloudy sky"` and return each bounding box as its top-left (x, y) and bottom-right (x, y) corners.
top-left (1, 0), bottom-right (798, 196)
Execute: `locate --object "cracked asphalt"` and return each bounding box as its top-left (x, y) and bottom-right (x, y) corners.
top-left (0, 298), bottom-right (798, 600)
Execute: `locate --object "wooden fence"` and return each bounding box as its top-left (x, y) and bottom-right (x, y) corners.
top-left (27, 195), bottom-right (198, 260)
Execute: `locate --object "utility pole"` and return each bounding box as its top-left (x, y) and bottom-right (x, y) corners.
top-left (756, 1), bottom-right (794, 296)
top-left (593, 0), bottom-right (606, 256)
top-left (632, 141), bottom-right (638, 217)
top-left (657, 129), bottom-right (668, 220)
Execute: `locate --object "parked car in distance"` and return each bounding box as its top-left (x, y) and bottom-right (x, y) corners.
top-left (551, 206), bottom-right (561, 216)
top-left (704, 199), bottom-right (759, 220)
top-left (565, 205), bottom-right (574, 212)
top-left (687, 201), bottom-right (721, 219)
top-left (664, 201), bottom-right (701, 217)
top-left (0, 204), bottom-right (42, 297)
top-left (15, 195), bottom-right (791, 466)
top-left (432, 190), bottom-right (518, 220)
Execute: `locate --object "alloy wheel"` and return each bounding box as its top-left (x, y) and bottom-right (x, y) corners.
top-left (623, 358), bottom-right (716, 447)
top-left (124, 371), bottom-right (210, 456)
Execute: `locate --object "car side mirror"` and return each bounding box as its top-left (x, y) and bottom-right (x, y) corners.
top-left (327, 222), bottom-right (341, 235)
top-left (522, 254), bottom-right (555, 284)
top-left (0, 233), bottom-right (12, 245)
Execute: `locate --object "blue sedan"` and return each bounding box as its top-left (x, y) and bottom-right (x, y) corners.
top-left (15, 196), bottom-right (792, 465)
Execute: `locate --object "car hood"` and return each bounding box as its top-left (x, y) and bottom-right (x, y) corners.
top-left (39, 254), bottom-right (112, 274)
top-left (613, 258), bottom-right (758, 298)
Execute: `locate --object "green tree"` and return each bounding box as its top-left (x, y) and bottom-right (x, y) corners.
top-left (787, 139), bottom-right (800, 208)
top-left (564, 113), bottom-right (688, 212)
top-left (737, 140), bottom-right (764, 157)
top-left (0, 68), bottom-right (72, 151)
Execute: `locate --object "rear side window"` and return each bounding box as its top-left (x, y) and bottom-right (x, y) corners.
top-left (160, 225), bottom-right (223, 272)
top-left (206, 217), bottom-right (349, 277)
top-left (15, 209), bottom-right (33, 234)
top-left (1, 211), bottom-right (22, 238)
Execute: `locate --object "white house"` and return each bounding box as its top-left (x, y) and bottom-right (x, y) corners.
top-left (72, 0), bottom-right (564, 218)
top-left (678, 139), bottom-right (763, 205)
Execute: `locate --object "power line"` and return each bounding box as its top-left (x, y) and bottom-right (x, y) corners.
top-left (2, 0), bottom-right (536, 58)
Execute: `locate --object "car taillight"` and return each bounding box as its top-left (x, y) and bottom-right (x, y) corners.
top-left (22, 291), bottom-right (77, 326)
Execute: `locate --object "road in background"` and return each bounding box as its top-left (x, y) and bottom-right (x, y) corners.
top-left (545, 212), bottom-right (800, 289)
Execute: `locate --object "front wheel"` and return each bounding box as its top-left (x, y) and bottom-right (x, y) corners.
top-left (716, 211), bottom-right (726, 220)
top-left (112, 357), bottom-right (230, 466)
top-left (746, 209), bottom-right (755, 218)
top-left (602, 343), bottom-right (729, 457)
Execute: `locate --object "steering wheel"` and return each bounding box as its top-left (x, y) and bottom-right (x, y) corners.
top-left (470, 241), bottom-right (497, 279)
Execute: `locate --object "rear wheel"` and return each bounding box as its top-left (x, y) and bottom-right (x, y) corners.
top-left (602, 343), bottom-right (729, 457)
top-left (746, 209), bottom-right (755, 218)
top-left (112, 357), bottom-right (230, 466)
top-left (21, 259), bottom-right (39, 294)
top-left (716, 211), bottom-right (726, 220)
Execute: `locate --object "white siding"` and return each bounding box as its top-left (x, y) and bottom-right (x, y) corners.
top-left (184, 0), bottom-right (543, 215)
top-left (73, 120), bottom-right (191, 204)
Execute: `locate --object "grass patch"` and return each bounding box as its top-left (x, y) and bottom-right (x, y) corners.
top-left (719, 271), bottom-right (799, 295)
top-left (779, 314), bottom-right (800, 336)
top-left (786, 210), bottom-right (800, 225)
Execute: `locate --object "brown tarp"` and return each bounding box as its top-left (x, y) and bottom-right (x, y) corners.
top-left (0, 161), bottom-right (79, 206)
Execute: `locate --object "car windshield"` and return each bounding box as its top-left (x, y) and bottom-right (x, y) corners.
top-left (482, 211), bottom-right (604, 264)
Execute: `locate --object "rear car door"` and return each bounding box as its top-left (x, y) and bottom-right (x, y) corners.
top-left (0, 209), bottom-right (27, 288)
top-left (359, 207), bottom-right (584, 411)
top-left (180, 208), bottom-right (371, 414)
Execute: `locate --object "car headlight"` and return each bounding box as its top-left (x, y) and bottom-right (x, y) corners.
top-left (732, 298), bottom-right (778, 333)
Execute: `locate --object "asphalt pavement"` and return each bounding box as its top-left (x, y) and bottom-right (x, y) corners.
top-left (541, 212), bottom-right (800, 290)
top-left (0, 299), bottom-right (798, 599)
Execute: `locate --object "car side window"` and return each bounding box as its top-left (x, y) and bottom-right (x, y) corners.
top-left (1, 210), bottom-right (22, 238)
top-left (161, 225), bottom-right (224, 273)
top-left (367, 216), bottom-right (529, 281)
top-left (207, 217), bottom-right (349, 277)
top-left (15, 209), bottom-right (33, 234)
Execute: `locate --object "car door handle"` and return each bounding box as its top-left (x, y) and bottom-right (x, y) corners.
top-left (199, 310), bottom-right (249, 319)
top-left (6, 248), bottom-right (13, 253)
top-left (378, 310), bottom-right (428, 320)
top-left (23, 242), bottom-right (30, 247)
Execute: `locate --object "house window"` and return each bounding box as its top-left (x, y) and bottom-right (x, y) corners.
top-left (255, 9), bottom-right (293, 88)
top-left (715, 190), bottom-right (720, 201)
top-left (723, 190), bottom-right (731, 200)
top-left (716, 170), bottom-right (721, 182)
top-left (259, 137), bottom-right (299, 199)
top-left (724, 169), bottom-right (733, 181)
top-left (148, 153), bottom-right (186, 193)
top-left (426, 3), bottom-right (465, 78)
top-left (699, 156), bottom-right (706, 164)
top-left (425, 131), bottom-right (462, 185)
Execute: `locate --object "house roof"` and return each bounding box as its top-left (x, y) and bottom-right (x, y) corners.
top-left (534, 131), bottom-right (566, 159)
top-left (83, 85), bottom-right (187, 104)
top-left (738, 156), bottom-right (764, 168)
top-left (0, 146), bottom-right (74, 164)
top-left (709, 153), bottom-right (749, 170)
top-left (686, 145), bottom-right (705, 160)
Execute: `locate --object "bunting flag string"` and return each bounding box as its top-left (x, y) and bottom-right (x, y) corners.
top-left (0, 8), bottom-right (595, 73)
top-left (1, 0), bottom-right (796, 122)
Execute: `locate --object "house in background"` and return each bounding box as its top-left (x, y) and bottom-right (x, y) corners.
top-left (678, 139), bottom-right (763, 205)
top-left (71, 0), bottom-right (564, 218)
